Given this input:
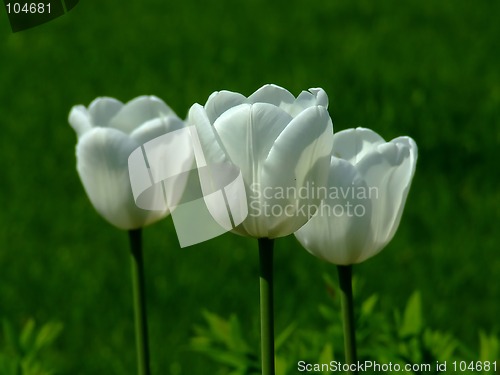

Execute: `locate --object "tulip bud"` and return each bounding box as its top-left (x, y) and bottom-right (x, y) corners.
top-left (295, 127), bottom-right (417, 264)
top-left (69, 96), bottom-right (185, 230)
top-left (187, 84), bottom-right (334, 239)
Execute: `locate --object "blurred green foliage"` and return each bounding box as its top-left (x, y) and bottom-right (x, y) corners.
top-left (191, 277), bottom-right (499, 374)
top-left (0, 318), bottom-right (62, 375)
top-left (0, 0), bottom-right (499, 373)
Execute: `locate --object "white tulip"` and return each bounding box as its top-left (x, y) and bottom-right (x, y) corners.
top-left (69, 96), bottom-right (184, 230)
top-left (187, 84), bottom-right (334, 238)
top-left (295, 127), bottom-right (417, 264)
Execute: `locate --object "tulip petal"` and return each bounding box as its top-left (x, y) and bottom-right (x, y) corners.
top-left (88, 97), bottom-right (124, 126)
top-left (332, 127), bottom-right (385, 165)
top-left (265, 105), bottom-right (333, 187)
top-left (204, 90), bottom-right (247, 124)
top-left (247, 84), bottom-right (295, 107)
top-left (68, 105), bottom-right (92, 138)
top-left (212, 103), bottom-right (293, 237)
top-left (307, 88), bottom-right (329, 108)
top-left (130, 117), bottom-right (193, 210)
top-left (356, 136), bottom-right (417, 252)
top-left (214, 103), bottom-right (292, 175)
top-left (295, 157), bottom-right (373, 265)
top-left (188, 103), bottom-right (230, 166)
top-left (260, 105), bottom-right (333, 236)
top-left (129, 116), bottom-right (185, 145)
top-left (76, 128), bottom-right (166, 229)
top-left (188, 103), bottom-right (237, 214)
top-left (285, 88), bottom-right (329, 116)
top-left (108, 96), bottom-right (175, 134)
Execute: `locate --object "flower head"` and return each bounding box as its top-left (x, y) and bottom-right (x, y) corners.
top-left (187, 84), bottom-right (334, 238)
top-left (69, 96), bottom-right (184, 230)
top-left (295, 127), bottom-right (418, 264)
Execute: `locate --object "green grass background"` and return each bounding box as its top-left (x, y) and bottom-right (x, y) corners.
top-left (1, 0), bottom-right (499, 373)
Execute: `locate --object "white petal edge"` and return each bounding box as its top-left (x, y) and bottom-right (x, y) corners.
top-left (285, 88), bottom-right (329, 116)
top-left (129, 116), bottom-right (185, 145)
top-left (187, 103), bottom-right (230, 166)
top-left (332, 127), bottom-right (386, 165)
top-left (68, 105), bottom-right (92, 138)
top-left (355, 135), bottom-right (417, 254)
top-left (204, 90), bottom-right (247, 124)
top-left (247, 84), bottom-right (296, 107)
top-left (108, 96), bottom-right (176, 134)
top-left (87, 97), bottom-right (124, 126)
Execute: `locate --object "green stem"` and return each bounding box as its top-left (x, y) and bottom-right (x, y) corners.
top-left (337, 265), bottom-right (357, 373)
top-left (129, 229), bottom-right (151, 375)
top-left (258, 238), bottom-right (275, 375)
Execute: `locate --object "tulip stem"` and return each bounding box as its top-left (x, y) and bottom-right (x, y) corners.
top-left (258, 238), bottom-right (275, 375)
top-left (337, 265), bottom-right (357, 373)
top-left (129, 229), bottom-right (151, 375)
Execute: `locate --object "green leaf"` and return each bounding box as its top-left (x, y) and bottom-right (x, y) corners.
top-left (361, 294), bottom-right (379, 317)
top-left (196, 347), bottom-right (247, 368)
top-left (201, 310), bottom-right (232, 348)
top-left (0, 318), bottom-right (62, 375)
top-left (319, 343), bottom-right (333, 374)
top-left (479, 331), bottom-right (499, 362)
top-left (399, 291), bottom-right (423, 337)
top-left (318, 304), bottom-right (335, 321)
top-left (423, 329), bottom-right (458, 361)
top-left (275, 323), bottom-right (296, 352)
top-left (19, 320), bottom-right (36, 354)
top-left (228, 315), bottom-right (250, 353)
top-left (190, 311), bottom-right (259, 373)
top-left (275, 355), bottom-right (288, 375)
top-left (34, 322), bottom-right (63, 351)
